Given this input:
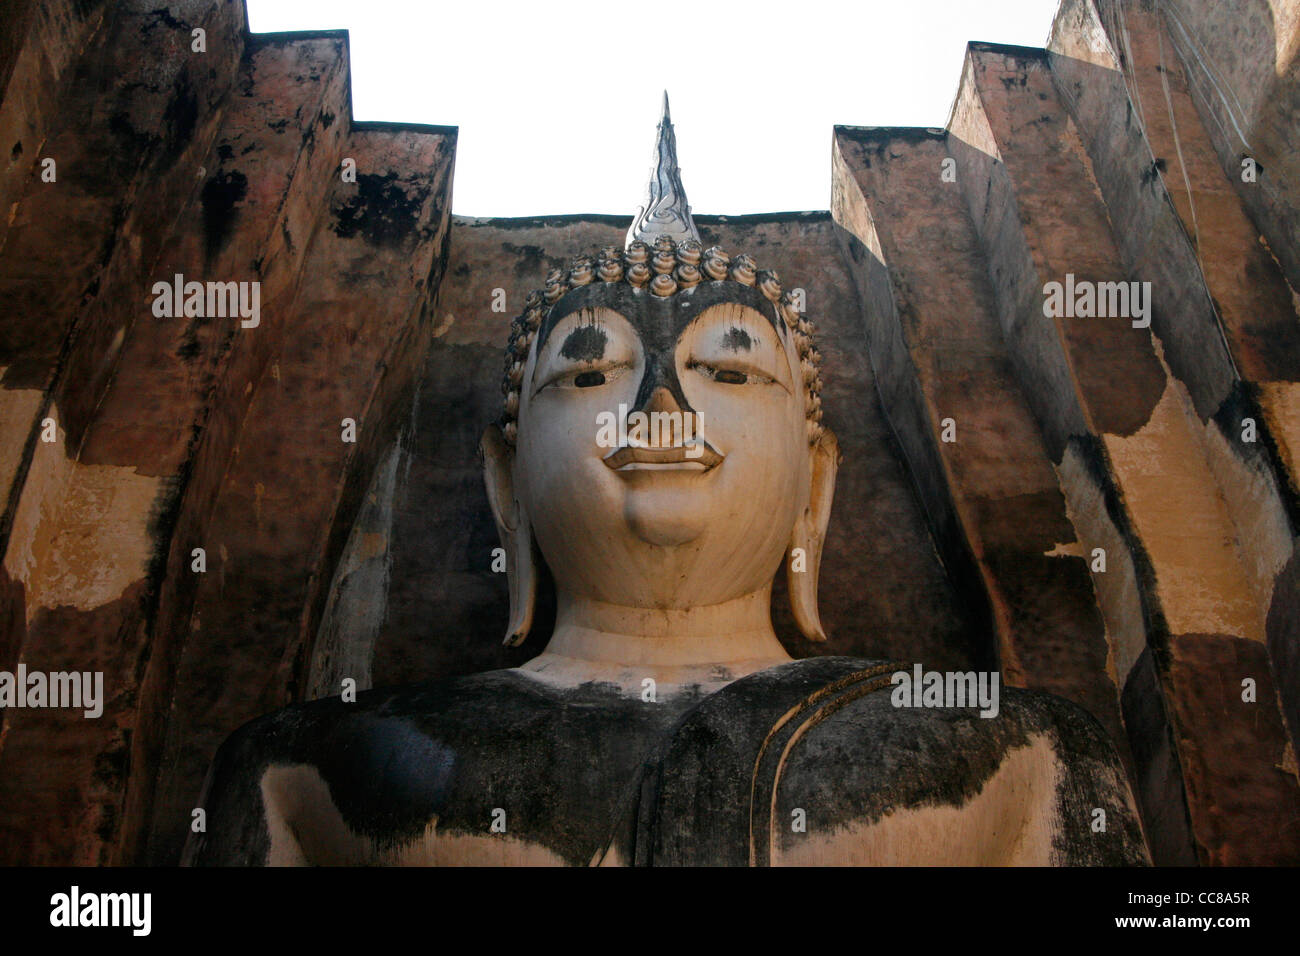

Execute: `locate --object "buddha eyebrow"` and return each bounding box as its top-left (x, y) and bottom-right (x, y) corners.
top-left (559, 323), bottom-right (608, 362)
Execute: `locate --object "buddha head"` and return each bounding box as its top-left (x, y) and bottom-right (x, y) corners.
top-left (479, 97), bottom-right (839, 655)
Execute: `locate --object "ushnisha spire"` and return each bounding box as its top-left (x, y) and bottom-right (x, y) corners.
top-left (626, 92), bottom-right (700, 248)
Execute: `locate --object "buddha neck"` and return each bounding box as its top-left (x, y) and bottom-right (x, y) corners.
top-left (517, 586), bottom-right (793, 697)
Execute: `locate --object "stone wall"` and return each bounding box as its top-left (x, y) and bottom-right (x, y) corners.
top-left (0, 1), bottom-right (455, 865)
top-left (0, 0), bottom-right (1296, 865)
top-left (829, 0), bottom-right (1300, 864)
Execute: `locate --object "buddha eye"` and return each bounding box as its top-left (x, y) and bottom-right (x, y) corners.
top-left (687, 359), bottom-right (771, 386)
top-left (536, 363), bottom-right (628, 393)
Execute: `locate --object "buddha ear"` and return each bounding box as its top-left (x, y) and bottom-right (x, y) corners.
top-left (787, 427), bottom-right (839, 643)
top-left (481, 424), bottom-right (537, 647)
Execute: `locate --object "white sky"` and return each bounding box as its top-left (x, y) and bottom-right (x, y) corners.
top-left (246, 0), bottom-right (1062, 217)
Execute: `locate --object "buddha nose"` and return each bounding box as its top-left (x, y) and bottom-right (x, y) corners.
top-left (643, 386), bottom-right (680, 416)
top-left (632, 385), bottom-right (701, 450)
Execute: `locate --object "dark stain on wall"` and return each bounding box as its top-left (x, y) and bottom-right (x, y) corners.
top-left (200, 169), bottom-right (248, 263)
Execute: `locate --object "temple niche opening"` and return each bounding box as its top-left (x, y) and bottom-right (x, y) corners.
top-left (0, 0), bottom-right (1297, 868)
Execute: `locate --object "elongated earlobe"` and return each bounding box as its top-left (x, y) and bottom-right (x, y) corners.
top-left (481, 425), bottom-right (537, 647)
top-left (788, 428), bottom-right (839, 642)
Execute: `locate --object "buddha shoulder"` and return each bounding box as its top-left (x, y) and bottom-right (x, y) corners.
top-left (633, 657), bottom-right (1149, 866)
top-left (184, 669), bottom-right (695, 866)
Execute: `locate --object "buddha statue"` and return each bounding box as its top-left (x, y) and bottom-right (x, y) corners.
top-left (185, 96), bottom-right (1148, 867)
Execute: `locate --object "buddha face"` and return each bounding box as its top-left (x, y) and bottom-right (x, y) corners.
top-left (510, 281), bottom-right (812, 609)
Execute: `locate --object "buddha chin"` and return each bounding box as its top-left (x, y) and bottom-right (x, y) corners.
top-left (621, 473), bottom-right (709, 548)
top-left (614, 458), bottom-right (796, 605)
top-left (616, 438), bottom-right (804, 602)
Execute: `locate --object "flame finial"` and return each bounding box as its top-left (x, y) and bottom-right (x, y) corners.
top-left (626, 92), bottom-right (700, 248)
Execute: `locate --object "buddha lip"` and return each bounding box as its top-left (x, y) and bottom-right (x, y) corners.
top-left (603, 443), bottom-right (723, 471)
